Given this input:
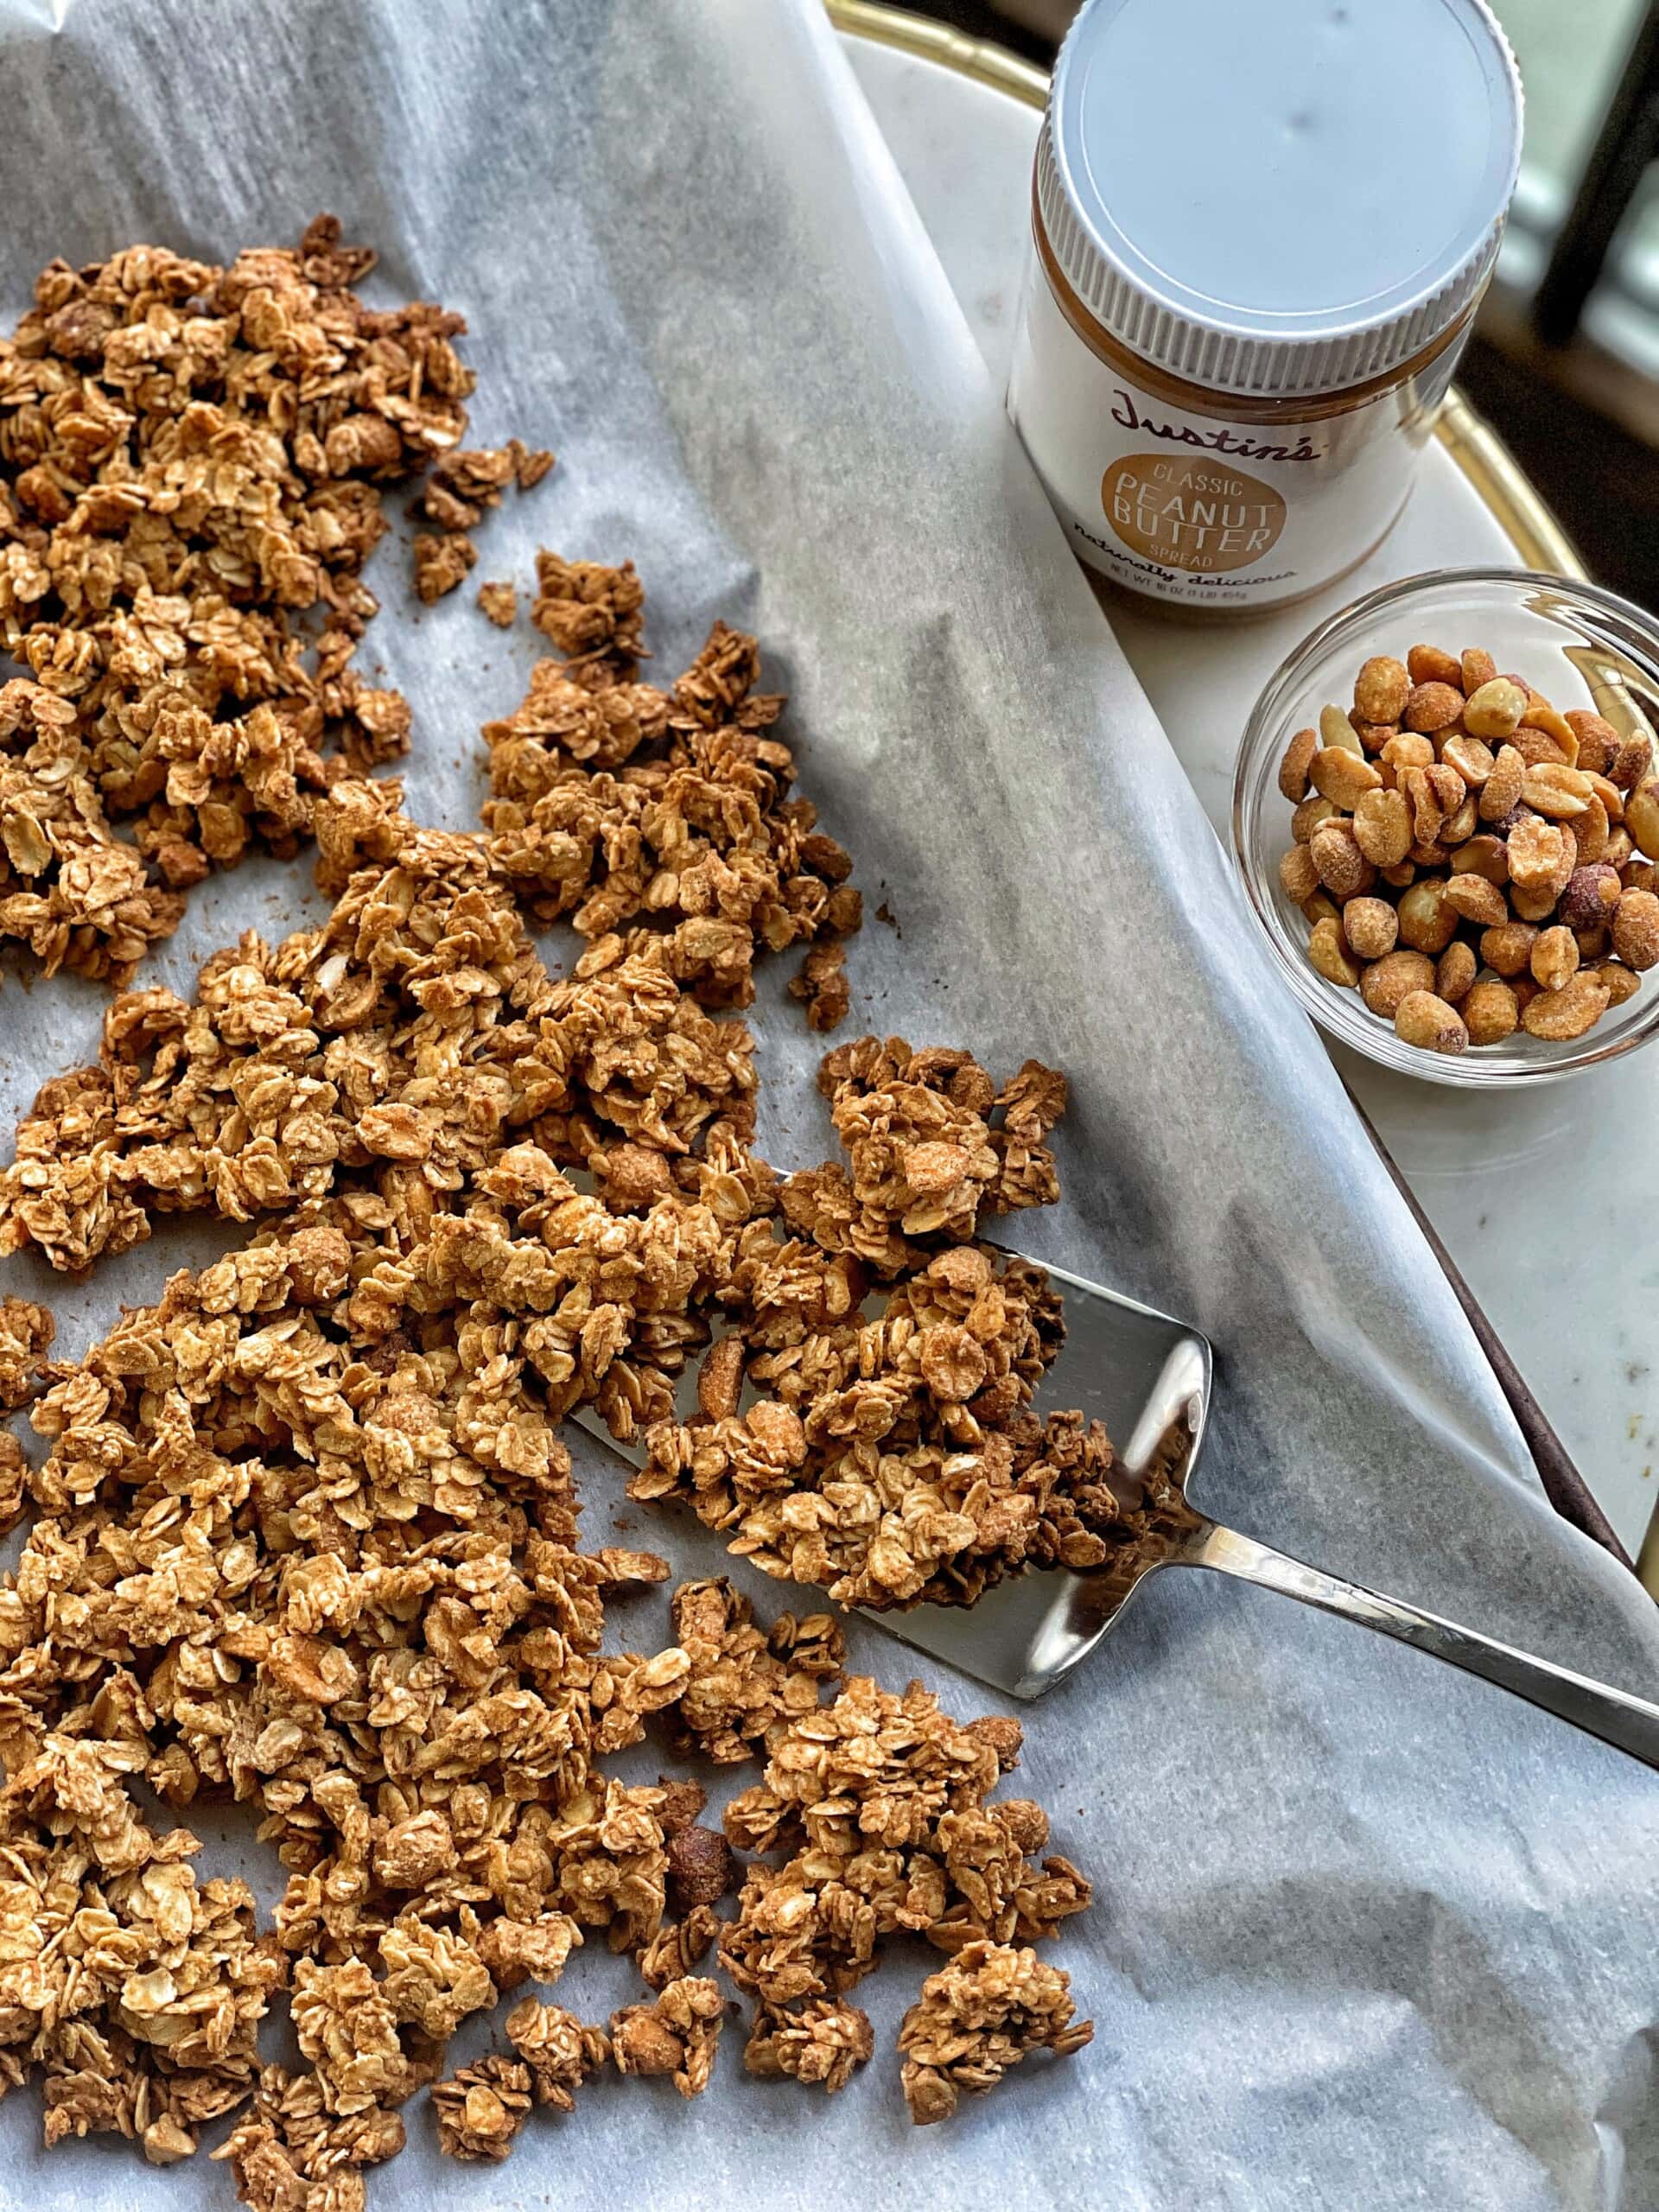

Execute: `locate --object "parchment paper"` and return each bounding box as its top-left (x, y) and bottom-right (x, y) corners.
top-left (0, 3), bottom-right (1655, 2208)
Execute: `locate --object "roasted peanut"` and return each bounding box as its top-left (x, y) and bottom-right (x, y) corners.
top-left (1435, 940), bottom-right (1477, 1004)
top-left (1586, 770), bottom-right (1624, 822)
top-left (1360, 949), bottom-right (1436, 1018)
top-left (1611, 734), bottom-right (1654, 791)
top-left (1478, 743), bottom-right (1525, 823)
top-left (1443, 873), bottom-right (1509, 927)
top-left (1521, 973), bottom-right (1610, 1039)
top-left (1308, 820), bottom-right (1374, 899)
top-left (1342, 897), bottom-right (1398, 960)
top-left (1310, 747), bottom-right (1382, 809)
top-left (1403, 681), bottom-right (1465, 734)
top-left (1399, 764), bottom-right (1440, 846)
top-left (1478, 921), bottom-right (1538, 977)
top-left (1598, 961), bottom-right (1641, 1007)
top-left (1308, 918), bottom-right (1360, 987)
top-left (1459, 648), bottom-right (1497, 693)
top-left (1626, 779), bottom-right (1659, 860)
top-left (1529, 925), bottom-right (1579, 992)
top-left (1354, 656), bottom-right (1410, 724)
top-left (1559, 863), bottom-right (1622, 931)
top-left (1463, 677), bottom-right (1529, 741)
top-left (1512, 724), bottom-right (1573, 768)
top-left (1564, 709), bottom-right (1619, 775)
top-left (1396, 878), bottom-right (1457, 956)
top-left (1408, 644), bottom-right (1463, 689)
top-left (1280, 845), bottom-right (1320, 904)
top-left (1570, 794), bottom-right (1610, 865)
top-left (1462, 978), bottom-right (1519, 1046)
top-left (1319, 702), bottom-right (1364, 753)
top-left (1611, 887), bottom-right (1659, 972)
top-left (1394, 988), bottom-right (1468, 1054)
top-left (1351, 785), bottom-right (1413, 867)
top-left (1506, 815), bottom-right (1572, 893)
top-left (1519, 763), bottom-right (1592, 818)
top-left (1278, 727), bottom-right (1319, 801)
top-left (1380, 731), bottom-right (1436, 773)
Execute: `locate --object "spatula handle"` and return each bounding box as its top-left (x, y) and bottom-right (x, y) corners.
top-left (1186, 1519), bottom-right (1659, 1772)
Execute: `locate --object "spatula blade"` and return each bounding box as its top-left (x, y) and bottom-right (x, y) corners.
top-left (862, 1263), bottom-right (1212, 1698)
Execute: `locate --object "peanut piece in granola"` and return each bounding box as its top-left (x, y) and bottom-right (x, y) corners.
top-left (611, 1976), bottom-right (724, 2098)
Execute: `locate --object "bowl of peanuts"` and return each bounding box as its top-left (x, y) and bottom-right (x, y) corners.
top-left (1233, 568), bottom-right (1659, 1084)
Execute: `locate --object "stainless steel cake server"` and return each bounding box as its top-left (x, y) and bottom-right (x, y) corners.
top-left (875, 1257), bottom-right (1659, 1772)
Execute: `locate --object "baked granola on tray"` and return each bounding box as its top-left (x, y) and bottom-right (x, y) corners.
top-left (0, 220), bottom-right (1111, 2202)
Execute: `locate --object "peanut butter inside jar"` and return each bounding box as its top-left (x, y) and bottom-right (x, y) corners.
top-left (1007, 0), bottom-right (1524, 615)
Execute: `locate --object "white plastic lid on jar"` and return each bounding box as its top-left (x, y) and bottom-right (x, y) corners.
top-left (1038, 0), bottom-right (1525, 398)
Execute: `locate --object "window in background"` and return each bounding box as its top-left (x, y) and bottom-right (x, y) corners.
top-left (1494, 0), bottom-right (1659, 375)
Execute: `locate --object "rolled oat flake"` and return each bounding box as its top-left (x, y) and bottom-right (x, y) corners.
top-left (1008, 0), bottom-right (1522, 613)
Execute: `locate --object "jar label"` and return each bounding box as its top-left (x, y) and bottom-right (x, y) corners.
top-left (1100, 454), bottom-right (1287, 574)
top-left (1008, 259), bottom-right (1452, 610)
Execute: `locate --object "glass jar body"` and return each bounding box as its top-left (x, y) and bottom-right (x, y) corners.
top-left (1008, 213), bottom-right (1476, 616)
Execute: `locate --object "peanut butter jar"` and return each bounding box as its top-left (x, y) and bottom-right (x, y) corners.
top-left (1007, 0), bottom-right (1523, 614)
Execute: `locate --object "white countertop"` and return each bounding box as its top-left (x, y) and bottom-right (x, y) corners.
top-left (845, 30), bottom-right (1658, 1559)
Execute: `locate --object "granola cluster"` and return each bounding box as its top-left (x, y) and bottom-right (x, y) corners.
top-left (0, 1755), bottom-right (282, 2164)
top-left (897, 1940), bottom-right (1093, 2126)
top-left (665, 1577), bottom-right (845, 1765)
top-left (0, 217), bottom-right (547, 983)
top-left (414, 442), bottom-right (552, 607)
top-left (0, 319), bottom-right (1103, 2190)
top-left (0, 1219), bottom-right (693, 2190)
top-left (0, 786), bottom-right (756, 1276)
top-left (720, 1676), bottom-right (1090, 2104)
top-left (0, 1169), bottom-right (1095, 2189)
top-left (635, 1038), bottom-right (1172, 1609)
top-left (481, 567), bottom-right (861, 1016)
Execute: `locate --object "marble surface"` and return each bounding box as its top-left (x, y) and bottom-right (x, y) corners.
top-left (845, 32), bottom-right (1659, 1559)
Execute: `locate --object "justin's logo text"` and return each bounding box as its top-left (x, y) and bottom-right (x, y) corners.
top-left (1109, 388), bottom-right (1323, 466)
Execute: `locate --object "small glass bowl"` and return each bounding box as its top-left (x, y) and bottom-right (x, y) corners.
top-left (1233, 567), bottom-right (1659, 1087)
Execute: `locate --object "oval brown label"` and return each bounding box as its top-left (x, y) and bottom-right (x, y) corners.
top-left (1101, 454), bottom-right (1287, 574)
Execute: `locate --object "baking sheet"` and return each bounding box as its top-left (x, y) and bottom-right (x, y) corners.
top-left (0, 1), bottom-right (1656, 2207)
